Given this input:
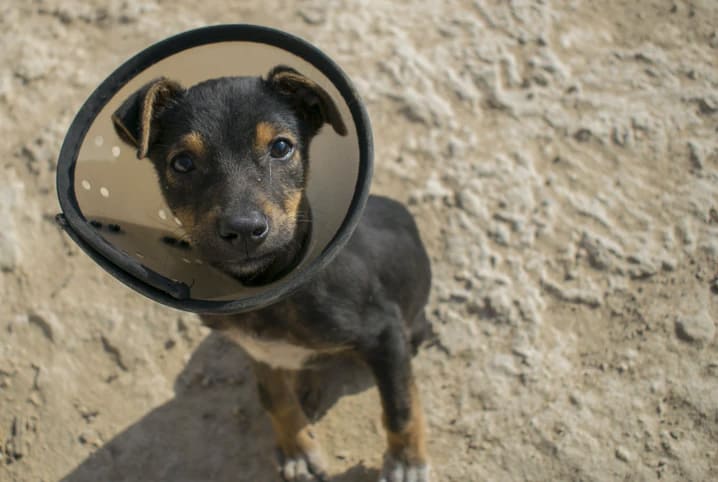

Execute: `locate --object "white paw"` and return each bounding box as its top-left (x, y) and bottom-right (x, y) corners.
top-left (278, 447), bottom-right (327, 481)
top-left (378, 454), bottom-right (430, 482)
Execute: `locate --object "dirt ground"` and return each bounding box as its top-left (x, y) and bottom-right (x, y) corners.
top-left (1, 1), bottom-right (717, 481)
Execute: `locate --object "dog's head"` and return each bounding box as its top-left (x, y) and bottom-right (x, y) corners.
top-left (112, 66), bottom-right (347, 284)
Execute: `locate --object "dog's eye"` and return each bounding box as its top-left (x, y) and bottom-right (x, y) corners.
top-left (171, 154), bottom-right (195, 173)
top-left (269, 138), bottom-right (294, 160)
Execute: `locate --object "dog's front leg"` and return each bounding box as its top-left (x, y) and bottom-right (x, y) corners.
top-left (253, 362), bottom-right (327, 481)
top-left (365, 326), bottom-right (430, 482)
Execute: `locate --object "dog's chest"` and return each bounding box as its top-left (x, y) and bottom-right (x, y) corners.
top-left (222, 328), bottom-right (317, 370)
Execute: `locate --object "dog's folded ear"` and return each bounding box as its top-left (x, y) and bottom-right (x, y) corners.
top-left (266, 66), bottom-right (348, 137)
top-left (111, 78), bottom-right (184, 159)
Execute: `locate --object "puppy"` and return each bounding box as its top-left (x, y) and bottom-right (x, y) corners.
top-left (112, 66), bottom-right (433, 482)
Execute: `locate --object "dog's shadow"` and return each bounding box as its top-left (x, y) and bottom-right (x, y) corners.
top-left (61, 332), bottom-right (378, 482)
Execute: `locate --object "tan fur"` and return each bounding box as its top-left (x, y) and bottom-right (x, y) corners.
top-left (255, 122), bottom-right (277, 152)
top-left (165, 132), bottom-right (205, 192)
top-left (254, 122), bottom-right (298, 154)
top-left (384, 380), bottom-right (428, 464)
top-left (182, 132), bottom-right (206, 157)
top-left (171, 206), bottom-right (196, 232)
top-left (110, 113), bottom-right (138, 145)
top-left (256, 192), bottom-right (289, 233)
top-left (254, 366), bottom-right (324, 465)
top-left (138, 81), bottom-right (178, 158)
top-left (223, 328), bottom-right (317, 370)
top-left (166, 132), bottom-right (206, 166)
top-left (223, 324), bottom-right (347, 370)
top-left (172, 205), bottom-right (221, 245)
top-left (283, 190), bottom-right (302, 220)
top-left (256, 193), bottom-right (282, 219)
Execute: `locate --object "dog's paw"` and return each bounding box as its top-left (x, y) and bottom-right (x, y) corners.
top-left (277, 445), bottom-right (327, 481)
top-left (378, 453), bottom-right (430, 482)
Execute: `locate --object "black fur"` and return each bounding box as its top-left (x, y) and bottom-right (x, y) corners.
top-left (113, 66), bottom-right (432, 479)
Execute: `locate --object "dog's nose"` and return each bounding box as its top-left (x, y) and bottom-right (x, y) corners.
top-left (218, 212), bottom-right (269, 245)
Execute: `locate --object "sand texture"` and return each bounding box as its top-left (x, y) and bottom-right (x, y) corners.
top-left (1, 1), bottom-right (717, 481)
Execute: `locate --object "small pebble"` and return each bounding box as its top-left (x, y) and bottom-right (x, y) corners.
top-left (688, 141), bottom-right (703, 170)
top-left (574, 128), bottom-right (592, 142)
top-left (675, 311), bottom-right (716, 345)
top-left (661, 258), bottom-right (677, 271)
top-left (615, 446), bottom-right (631, 463)
top-left (297, 7), bottom-right (325, 25)
top-left (709, 31), bottom-right (718, 49)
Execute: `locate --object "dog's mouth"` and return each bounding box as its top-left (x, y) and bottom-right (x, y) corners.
top-left (208, 252), bottom-right (277, 283)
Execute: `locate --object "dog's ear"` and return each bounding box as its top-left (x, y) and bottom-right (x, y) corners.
top-left (111, 78), bottom-right (184, 159)
top-left (266, 66), bottom-right (347, 136)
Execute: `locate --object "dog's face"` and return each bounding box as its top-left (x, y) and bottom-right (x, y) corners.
top-left (112, 66), bottom-right (347, 283)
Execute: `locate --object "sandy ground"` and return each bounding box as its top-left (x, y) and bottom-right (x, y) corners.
top-left (1, 0), bottom-right (718, 481)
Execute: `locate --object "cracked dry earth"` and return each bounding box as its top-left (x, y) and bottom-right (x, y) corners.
top-left (1, 1), bottom-right (718, 481)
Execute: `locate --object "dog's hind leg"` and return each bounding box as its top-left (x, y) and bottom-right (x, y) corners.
top-left (253, 362), bottom-right (327, 481)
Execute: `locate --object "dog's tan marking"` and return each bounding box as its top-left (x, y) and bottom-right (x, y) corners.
top-left (256, 193), bottom-right (281, 217)
top-left (255, 191), bottom-right (289, 233)
top-left (224, 328), bottom-right (316, 370)
top-left (283, 191), bottom-right (302, 220)
top-left (255, 189), bottom-right (304, 236)
top-left (165, 132), bottom-right (205, 188)
top-left (111, 113), bottom-right (138, 145)
top-left (171, 206), bottom-right (196, 232)
top-left (171, 204), bottom-right (221, 246)
top-left (384, 380), bottom-right (428, 464)
top-left (255, 122), bottom-right (277, 152)
top-left (182, 131), bottom-right (206, 157)
top-left (138, 80), bottom-right (181, 158)
top-left (139, 83), bottom-right (165, 157)
top-left (223, 325), bottom-right (346, 370)
top-left (166, 132), bottom-right (206, 165)
top-left (255, 122), bottom-right (299, 155)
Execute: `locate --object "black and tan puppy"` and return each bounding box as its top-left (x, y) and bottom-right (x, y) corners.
top-left (112, 66), bottom-right (432, 482)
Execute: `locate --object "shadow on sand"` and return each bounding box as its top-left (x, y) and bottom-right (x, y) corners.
top-left (61, 332), bottom-right (378, 482)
